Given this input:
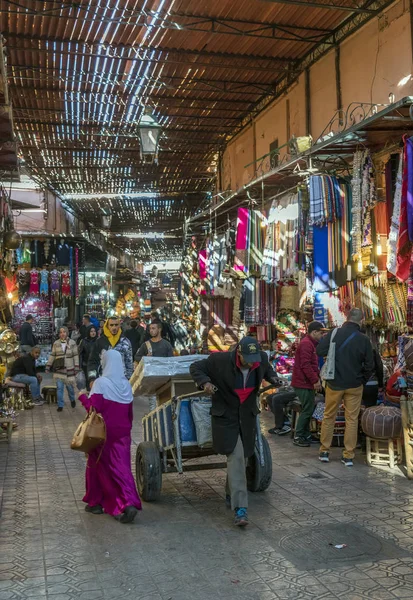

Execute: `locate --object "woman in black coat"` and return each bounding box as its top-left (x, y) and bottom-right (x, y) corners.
top-left (79, 326), bottom-right (98, 389)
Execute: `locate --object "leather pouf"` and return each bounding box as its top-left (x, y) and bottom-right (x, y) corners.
top-left (361, 405), bottom-right (402, 439)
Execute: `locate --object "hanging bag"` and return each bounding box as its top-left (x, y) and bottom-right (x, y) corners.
top-left (320, 328), bottom-right (338, 381)
top-left (52, 342), bottom-right (67, 372)
top-left (320, 329), bottom-right (359, 382)
top-left (70, 407), bottom-right (106, 454)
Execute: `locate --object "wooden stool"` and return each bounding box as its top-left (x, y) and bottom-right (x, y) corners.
top-left (366, 437), bottom-right (403, 469)
top-left (42, 386), bottom-right (57, 404)
top-left (4, 379), bottom-right (28, 410)
top-left (0, 419), bottom-right (13, 443)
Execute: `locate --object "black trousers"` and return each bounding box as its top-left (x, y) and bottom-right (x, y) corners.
top-left (268, 390), bottom-right (297, 429)
top-left (362, 385), bottom-right (379, 408)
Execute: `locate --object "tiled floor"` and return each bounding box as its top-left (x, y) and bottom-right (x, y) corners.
top-left (1, 396), bottom-right (413, 600)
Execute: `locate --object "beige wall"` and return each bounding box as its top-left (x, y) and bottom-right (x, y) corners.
top-left (220, 0), bottom-right (413, 193)
top-left (13, 188), bottom-right (77, 235)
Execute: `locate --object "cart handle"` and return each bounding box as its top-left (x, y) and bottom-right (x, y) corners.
top-left (258, 384), bottom-right (283, 396)
top-left (173, 390), bottom-right (213, 401)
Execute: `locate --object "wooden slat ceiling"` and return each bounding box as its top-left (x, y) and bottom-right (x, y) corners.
top-left (0, 0), bottom-right (391, 260)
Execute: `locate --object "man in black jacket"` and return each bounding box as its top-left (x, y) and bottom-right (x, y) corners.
top-left (10, 347), bottom-right (44, 405)
top-left (316, 308), bottom-right (374, 466)
top-left (19, 315), bottom-right (37, 354)
top-left (190, 337), bottom-right (281, 527)
top-left (124, 320), bottom-right (145, 358)
top-left (78, 314), bottom-right (92, 345)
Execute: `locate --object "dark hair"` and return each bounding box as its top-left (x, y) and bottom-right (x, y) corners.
top-left (26, 314), bottom-right (33, 321)
top-left (150, 319), bottom-right (162, 327)
top-left (108, 316), bottom-right (120, 322)
top-left (83, 314), bottom-right (91, 321)
top-left (130, 320), bottom-right (138, 329)
top-left (180, 349), bottom-right (189, 356)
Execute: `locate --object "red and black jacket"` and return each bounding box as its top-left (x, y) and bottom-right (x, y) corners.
top-left (190, 348), bottom-right (279, 457)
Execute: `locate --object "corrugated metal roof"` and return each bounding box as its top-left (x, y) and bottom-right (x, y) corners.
top-left (0, 0), bottom-right (390, 259)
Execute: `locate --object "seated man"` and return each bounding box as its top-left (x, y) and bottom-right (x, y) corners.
top-left (267, 388), bottom-right (297, 435)
top-left (9, 347), bottom-right (44, 406)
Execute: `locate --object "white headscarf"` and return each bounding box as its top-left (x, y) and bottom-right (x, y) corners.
top-left (91, 349), bottom-right (133, 404)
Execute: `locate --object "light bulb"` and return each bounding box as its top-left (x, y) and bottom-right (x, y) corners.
top-left (7, 292), bottom-right (12, 299)
top-left (376, 235), bottom-right (382, 256)
top-left (357, 258), bottom-right (363, 273)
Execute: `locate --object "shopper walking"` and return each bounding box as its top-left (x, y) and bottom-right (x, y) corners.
top-left (87, 317), bottom-right (133, 384)
top-left (135, 320), bottom-right (173, 361)
top-left (19, 314), bottom-right (37, 354)
top-left (291, 321), bottom-right (326, 447)
top-left (78, 350), bottom-right (141, 524)
top-left (121, 316), bottom-right (132, 333)
top-left (124, 320), bottom-right (145, 358)
top-left (79, 314), bottom-right (92, 344)
top-left (135, 319), bottom-right (174, 412)
top-left (10, 346), bottom-right (44, 405)
top-left (46, 327), bottom-right (79, 412)
top-left (79, 326), bottom-right (98, 390)
top-left (316, 308), bottom-right (374, 466)
top-left (190, 337), bottom-right (281, 527)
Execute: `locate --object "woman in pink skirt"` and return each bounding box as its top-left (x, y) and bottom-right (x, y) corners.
top-left (78, 349), bottom-right (141, 524)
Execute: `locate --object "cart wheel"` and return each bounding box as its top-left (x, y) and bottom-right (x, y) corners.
top-left (246, 436), bottom-right (272, 492)
top-left (136, 442), bottom-right (162, 502)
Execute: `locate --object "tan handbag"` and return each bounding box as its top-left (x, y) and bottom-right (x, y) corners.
top-left (70, 407), bottom-right (106, 454)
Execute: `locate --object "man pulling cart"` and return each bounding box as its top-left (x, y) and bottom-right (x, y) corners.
top-left (190, 337), bottom-right (281, 527)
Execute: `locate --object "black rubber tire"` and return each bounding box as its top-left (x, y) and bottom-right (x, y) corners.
top-left (135, 441), bottom-right (162, 502)
top-left (246, 435), bottom-right (272, 492)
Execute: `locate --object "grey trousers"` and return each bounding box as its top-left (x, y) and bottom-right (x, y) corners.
top-left (225, 436), bottom-right (248, 510)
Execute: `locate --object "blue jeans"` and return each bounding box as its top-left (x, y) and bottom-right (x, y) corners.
top-left (56, 378), bottom-right (75, 408)
top-left (11, 374), bottom-right (41, 400)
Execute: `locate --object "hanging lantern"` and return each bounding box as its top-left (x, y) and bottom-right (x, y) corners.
top-left (137, 109), bottom-right (162, 164)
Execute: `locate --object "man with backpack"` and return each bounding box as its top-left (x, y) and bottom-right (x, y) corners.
top-left (134, 320), bottom-right (173, 362)
top-left (316, 308), bottom-right (374, 466)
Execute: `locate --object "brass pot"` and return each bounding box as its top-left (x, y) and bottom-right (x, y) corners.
top-left (1, 329), bottom-right (14, 342)
top-left (4, 230), bottom-right (21, 250)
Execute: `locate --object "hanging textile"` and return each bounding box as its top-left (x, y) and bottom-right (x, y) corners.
top-left (297, 185), bottom-right (309, 270)
top-left (198, 249), bottom-right (207, 280)
top-left (351, 150), bottom-right (367, 260)
top-left (407, 137), bottom-right (413, 242)
top-left (261, 219), bottom-right (278, 282)
top-left (234, 208), bottom-right (249, 273)
top-left (312, 225), bottom-right (330, 293)
top-left (374, 200), bottom-right (390, 272)
top-left (387, 155), bottom-right (403, 275)
top-left (396, 137), bottom-right (412, 281)
top-left (309, 175), bottom-right (344, 226)
top-left (407, 256), bottom-right (413, 328)
top-left (248, 210), bottom-right (265, 274)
